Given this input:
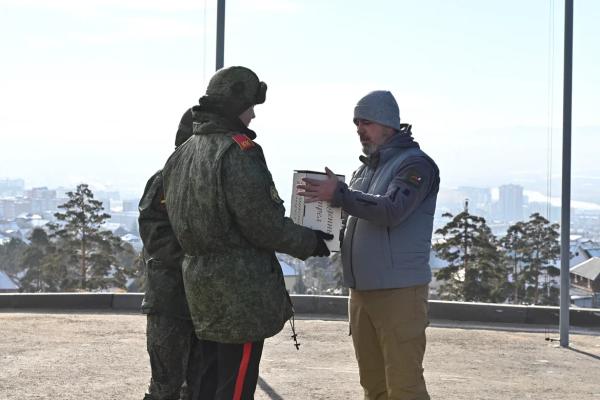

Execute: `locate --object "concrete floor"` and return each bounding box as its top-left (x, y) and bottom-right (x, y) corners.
top-left (0, 312), bottom-right (599, 400)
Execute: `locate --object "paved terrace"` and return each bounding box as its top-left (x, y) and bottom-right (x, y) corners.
top-left (0, 311), bottom-right (599, 400)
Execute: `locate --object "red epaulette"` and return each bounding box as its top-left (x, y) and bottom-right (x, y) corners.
top-left (231, 134), bottom-right (255, 151)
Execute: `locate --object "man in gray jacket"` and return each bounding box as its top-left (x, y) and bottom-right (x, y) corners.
top-left (298, 90), bottom-right (439, 400)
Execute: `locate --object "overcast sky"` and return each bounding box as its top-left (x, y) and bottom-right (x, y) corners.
top-left (1, 0), bottom-right (599, 204)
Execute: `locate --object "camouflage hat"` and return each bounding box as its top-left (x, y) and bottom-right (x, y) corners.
top-left (203, 66), bottom-right (267, 116)
top-left (174, 108), bottom-right (193, 147)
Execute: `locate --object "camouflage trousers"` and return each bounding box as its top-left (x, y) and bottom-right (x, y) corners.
top-left (144, 314), bottom-right (201, 400)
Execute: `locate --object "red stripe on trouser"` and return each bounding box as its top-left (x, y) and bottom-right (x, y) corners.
top-left (233, 342), bottom-right (253, 400)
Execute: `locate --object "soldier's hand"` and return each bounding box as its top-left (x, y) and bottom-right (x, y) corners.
top-left (311, 230), bottom-right (334, 257)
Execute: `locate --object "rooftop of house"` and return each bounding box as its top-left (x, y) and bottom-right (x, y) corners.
top-left (0, 271), bottom-right (18, 290)
top-left (571, 257), bottom-right (600, 281)
top-left (0, 312), bottom-right (598, 399)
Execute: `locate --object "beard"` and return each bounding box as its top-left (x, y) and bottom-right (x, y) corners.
top-left (361, 142), bottom-right (378, 156)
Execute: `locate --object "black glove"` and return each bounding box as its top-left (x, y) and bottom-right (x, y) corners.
top-left (311, 230), bottom-right (334, 257)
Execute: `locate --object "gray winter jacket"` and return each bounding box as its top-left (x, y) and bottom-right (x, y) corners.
top-left (331, 128), bottom-right (440, 290)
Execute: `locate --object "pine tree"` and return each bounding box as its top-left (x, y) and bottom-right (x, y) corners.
top-left (293, 271), bottom-right (307, 294)
top-left (470, 228), bottom-right (510, 303)
top-left (500, 221), bottom-right (528, 303)
top-left (126, 251), bottom-right (146, 292)
top-left (49, 184), bottom-right (134, 291)
top-left (18, 228), bottom-right (69, 292)
top-left (304, 256), bottom-right (330, 295)
top-left (520, 213), bottom-right (560, 305)
top-left (434, 201), bottom-right (509, 302)
top-left (0, 238), bottom-right (28, 280)
top-left (19, 228), bottom-right (50, 291)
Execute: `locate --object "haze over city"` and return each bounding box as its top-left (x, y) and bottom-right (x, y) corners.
top-left (1, 0), bottom-right (600, 206)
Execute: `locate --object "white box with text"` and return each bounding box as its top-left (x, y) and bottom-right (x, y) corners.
top-left (290, 170), bottom-right (345, 252)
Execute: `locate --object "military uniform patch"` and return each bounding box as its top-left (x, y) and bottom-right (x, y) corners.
top-left (409, 174), bottom-right (423, 187)
top-left (231, 134), bottom-right (255, 151)
top-left (401, 168), bottom-right (424, 189)
top-left (270, 185), bottom-right (283, 203)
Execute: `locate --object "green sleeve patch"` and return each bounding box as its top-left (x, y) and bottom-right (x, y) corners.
top-left (400, 168), bottom-right (425, 189)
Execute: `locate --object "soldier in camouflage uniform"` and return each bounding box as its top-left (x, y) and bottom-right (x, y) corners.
top-left (161, 66), bottom-right (332, 399)
top-left (139, 108), bottom-right (201, 400)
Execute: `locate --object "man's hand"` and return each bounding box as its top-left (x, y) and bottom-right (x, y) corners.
top-left (296, 167), bottom-right (338, 203)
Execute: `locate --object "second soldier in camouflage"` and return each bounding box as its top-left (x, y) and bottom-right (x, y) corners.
top-left (139, 109), bottom-right (201, 400)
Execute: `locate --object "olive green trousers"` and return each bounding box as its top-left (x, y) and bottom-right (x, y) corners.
top-left (350, 285), bottom-right (430, 400)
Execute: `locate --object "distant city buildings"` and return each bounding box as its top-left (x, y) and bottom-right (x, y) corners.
top-left (457, 186), bottom-right (491, 217)
top-left (122, 199), bottom-right (139, 212)
top-left (526, 202), bottom-right (561, 223)
top-left (3, 176), bottom-right (600, 262)
top-left (0, 178), bottom-right (24, 197)
top-left (26, 187), bottom-right (58, 215)
top-left (438, 182), bottom-right (600, 245)
top-left (498, 184), bottom-right (524, 223)
top-left (0, 178), bottom-right (141, 246)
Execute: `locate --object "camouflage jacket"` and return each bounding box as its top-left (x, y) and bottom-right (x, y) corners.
top-left (162, 112), bottom-right (317, 344)
top-left (138, 171), bottom-right (190, 319)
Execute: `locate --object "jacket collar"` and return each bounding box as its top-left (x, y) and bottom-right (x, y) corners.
top-left (191, 106), bottom-right (257, 139)
top-left (360, 124), bottom-right (419, 168)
